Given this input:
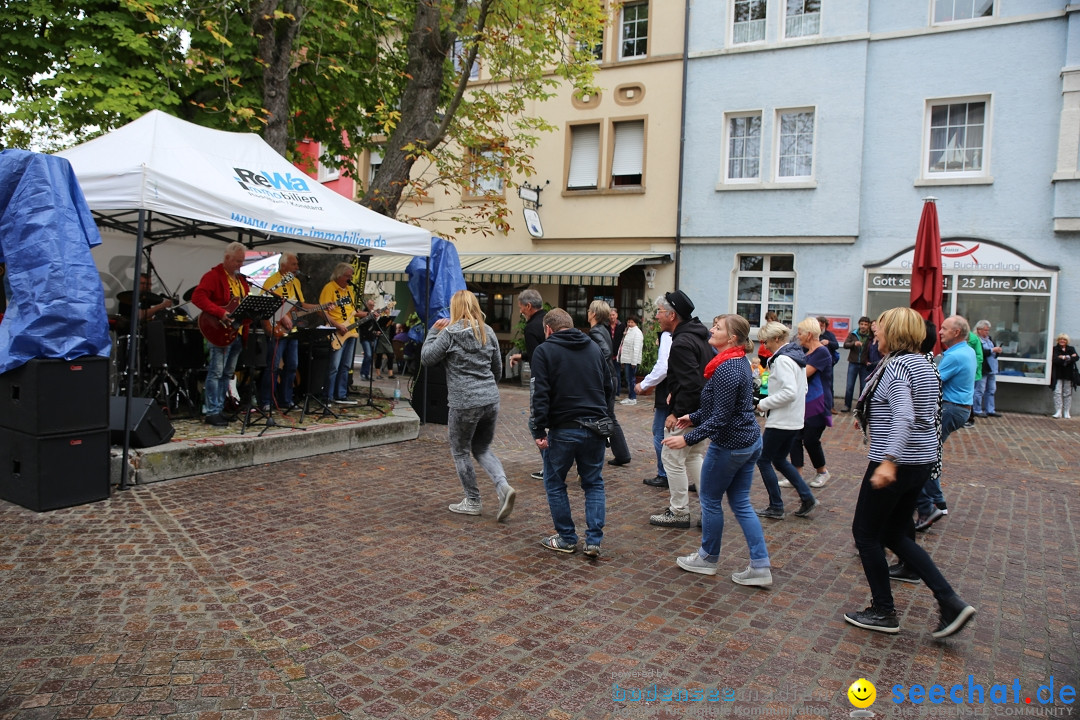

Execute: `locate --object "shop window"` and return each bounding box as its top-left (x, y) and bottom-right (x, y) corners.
top-left (735, 254), bottom-right (795, 327)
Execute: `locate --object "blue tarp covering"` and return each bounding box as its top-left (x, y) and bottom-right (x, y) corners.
top-left (0, 150), bottom-right (111, 373)
top-left (406, 237), bottom-right (465, 343)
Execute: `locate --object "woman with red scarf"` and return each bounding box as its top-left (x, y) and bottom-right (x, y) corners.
top-left (663, 314), bottom-right (773, 587)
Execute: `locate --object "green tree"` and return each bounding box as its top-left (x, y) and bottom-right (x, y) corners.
top-left (1, 0), bottom-right (605, 227)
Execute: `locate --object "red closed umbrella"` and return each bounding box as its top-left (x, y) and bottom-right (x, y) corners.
top-left (910, 197), bottom-right (944, 354)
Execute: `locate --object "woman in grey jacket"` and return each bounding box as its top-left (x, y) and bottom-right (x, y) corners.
top-left (421, 290), bottom-right (515, 522)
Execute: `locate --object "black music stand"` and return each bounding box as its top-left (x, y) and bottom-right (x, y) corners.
top-left (143, 319), bottom-right (196, 415)
top-left (295, 326), bottom-right (337, 423)
top-left (227, 295), bottom-right (285, 436)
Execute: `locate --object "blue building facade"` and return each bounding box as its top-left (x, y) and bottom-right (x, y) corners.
top-left (678, 0), bottom-right (1078, 411)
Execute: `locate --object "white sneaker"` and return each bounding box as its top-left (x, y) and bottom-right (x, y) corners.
top-left (731, 565), bottom-right (773, 587)
top-left (777, 479), bottom-right (792, 488)
top-left (619, 398), bottom-right (638, 405)
top-left (448, 498), bottom-right (481, 515)
top-left (1053, 411), bottom-right (1062, 418)
top-left (676, 551), bottom-right (717, 576)
top-left (809, 471), bottom-right (831, 488)
top-left (1066, 412), bottom-right (1072, 419)
top-left (496, 484), bottom-right (516, 522)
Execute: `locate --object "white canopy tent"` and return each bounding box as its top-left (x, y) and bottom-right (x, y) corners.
top-left (54, 110), bottom-right (431, 489)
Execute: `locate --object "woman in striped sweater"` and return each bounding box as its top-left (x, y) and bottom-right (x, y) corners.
top-left (844, 307), bottom-right (975, 639)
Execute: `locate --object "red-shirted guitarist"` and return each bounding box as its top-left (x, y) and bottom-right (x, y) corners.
top-left (192, 243), bottom-right (251, 426)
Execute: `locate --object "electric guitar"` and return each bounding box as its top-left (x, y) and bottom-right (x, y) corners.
top-left (330, 302), bottom-right (395, 351)
top-left (268, 296), bottom-right (351, 338)
top-left (198, 295), bottom-right (245, 347)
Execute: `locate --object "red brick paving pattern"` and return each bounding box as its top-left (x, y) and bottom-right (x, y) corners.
top-left (1, 384), bottom-right (1077, 719)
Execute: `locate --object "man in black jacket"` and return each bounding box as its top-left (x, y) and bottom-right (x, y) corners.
top-left (531, 308), bottom-right (614, 558)
top-left (651, 290), bottom-right (712, 528)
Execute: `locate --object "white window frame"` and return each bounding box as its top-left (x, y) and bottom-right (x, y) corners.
top-left (922, 95), bottom-right (991, 181)
top-left (723, 111), bottom-right (763, 184)
top-left (367, 148), bottom-right (382, 187)
top-left (731, 0), bottom-right (767, 46)
top-left (932, 0), bottom-right (995, 24)
top-left (733, 254), bottom-right (797, 329)
top-left (453, 39), bottom-right (480, 80)
top-left (467, 147), bottom-right (504, 198)
top-left (774, 107), bottom-right (816, 182)
top-left (619, 1), bottom-right (649, 60)
top-left (610, 119), bottom-right (645, 187)
top-left (783, 0), bottom-right (820, 40)
top-left (316, 143), bottom-right (340, 182)
top-left (567, 123), bottom-right (601, 190)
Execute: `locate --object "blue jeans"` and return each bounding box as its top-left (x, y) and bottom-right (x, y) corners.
top-left (260, 336), bottom-right (299, 406)
top-left (917, 401), bottom-right (968, 516)
top-left (622, 364), bottom-right (637, 399)
top-left (758, 428), bottom-right (814, 510)
top-left (698, 437), bottom-right (770, 568)
top-left (327, 335), bottom-right (357, 400)
top-left (359, 338), bottom-right (375, 378)
top-left (652, 408), bottom-right (667, 479)
top-left (845, 362), bottom-right (870, 408)
top-left (973, 374), bottom-right (996, 415)
top-left (204, 337), bottom-right (243, 416)
top-left (543, 427), bottom-right (606, 546)
top-left (852, 461), bottom-right (958, 613)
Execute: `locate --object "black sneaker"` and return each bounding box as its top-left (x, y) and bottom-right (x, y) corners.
top-left (530, 470), bottom-right (545, 480)
top-left (888, 562), bottom-right (922, 584)
top-left (932, 596), bottom-right (976, 639)
top-left (915, 507), bottom-right (945, 532)
top-left (755, 506), bottom-right (786, 520)
top-left (793, 497), bottom-right (818, 518)
top-left (204, 413), bottom-right (229, 427)
top-left (687, 483), bottom-right (697, 493)
top-left (643, 475), bottom-right (669, 488)
top-left (844, 605), bottom-right (900, 634)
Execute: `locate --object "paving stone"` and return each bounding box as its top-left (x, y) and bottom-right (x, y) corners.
top-left (1, 387), bottom-right (1077, 718)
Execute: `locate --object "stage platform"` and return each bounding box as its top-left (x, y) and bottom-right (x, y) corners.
top-left (109, 389), bottom-right (420, 485)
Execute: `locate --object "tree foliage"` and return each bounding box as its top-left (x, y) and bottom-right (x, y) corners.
top-left (1, 0), bottom-right (605, 225)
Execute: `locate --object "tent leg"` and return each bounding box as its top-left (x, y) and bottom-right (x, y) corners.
top-left (119, 210), bottom-right (147, 491)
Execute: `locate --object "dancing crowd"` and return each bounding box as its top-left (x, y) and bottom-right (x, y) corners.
top-left (423, 288), bottom-right (980, 640)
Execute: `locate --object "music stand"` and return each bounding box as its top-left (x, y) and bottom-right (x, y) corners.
top-left (226, 295), bottom-right (285, 436)
top-left (295, 326), bottom-right (338, 423)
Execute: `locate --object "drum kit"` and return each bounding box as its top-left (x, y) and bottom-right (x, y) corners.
top-left (110, 288), bottom-right (204, 417)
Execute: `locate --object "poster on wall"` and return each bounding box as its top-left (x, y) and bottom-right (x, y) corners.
top-left (820, 315), bottom-right (851, 344)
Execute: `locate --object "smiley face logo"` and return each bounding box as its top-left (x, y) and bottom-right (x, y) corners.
top-left (848, 678), bottom-right (876, 709)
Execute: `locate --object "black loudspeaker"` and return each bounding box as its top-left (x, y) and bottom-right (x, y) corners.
top-left (109, 397), bottom-right (175, 448)
top-left (0, 357), bottom-right (108, 435)
top-left (297, 333), bottom-right (331, 396)
top-left (417, 363), bottom-right (449, 425)
top-left (0, 427), bottom-right (110, 511)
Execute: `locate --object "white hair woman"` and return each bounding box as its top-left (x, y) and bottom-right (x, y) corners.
top-left (753, 321), bottom-right (818, 520)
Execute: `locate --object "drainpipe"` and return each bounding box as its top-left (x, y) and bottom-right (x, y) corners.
top-left (673, 0), bottom-right (692, 288)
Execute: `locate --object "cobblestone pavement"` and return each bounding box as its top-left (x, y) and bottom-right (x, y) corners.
top-left (2, 383), bottom-right (1077, 720)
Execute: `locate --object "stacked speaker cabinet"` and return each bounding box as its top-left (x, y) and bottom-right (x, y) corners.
top-left (0, 357), bottom-right (111, 511)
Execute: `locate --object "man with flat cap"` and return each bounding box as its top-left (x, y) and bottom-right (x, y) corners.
top-left (649, 289), bottom-right (713, 528)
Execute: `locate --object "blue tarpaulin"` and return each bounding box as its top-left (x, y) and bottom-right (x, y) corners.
top-left (0, 150), bottom-right (111, 373)
top-left (406, 238), bottom-right (465, 343)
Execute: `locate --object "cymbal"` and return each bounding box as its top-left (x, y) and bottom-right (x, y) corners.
top-left (183, 286), bottom-right (196, 302)
top-left (116, 290), bottom-right (134, 304)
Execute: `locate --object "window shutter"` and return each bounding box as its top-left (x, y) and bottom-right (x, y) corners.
top-left (611, 121), bottom-right (644, 178)
top-left (568, 125), bottom-right (600, 189)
